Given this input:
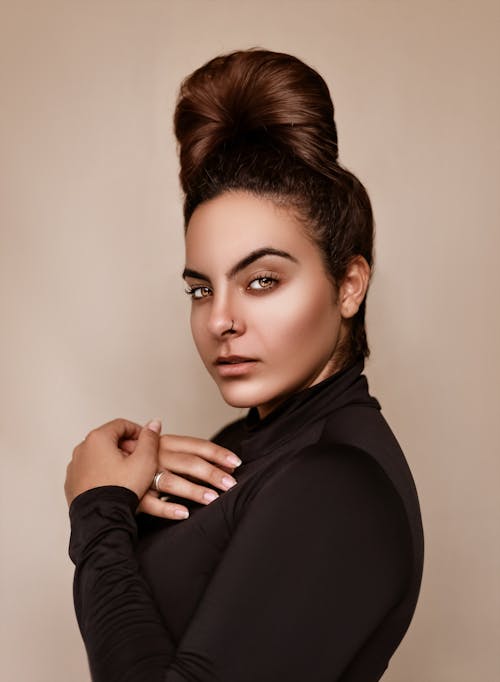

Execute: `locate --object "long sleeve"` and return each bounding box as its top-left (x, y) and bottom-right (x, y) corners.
top-left (69, 444), bottom-right (413, 682)
top-left (69, 486), bottom-right (176, 681)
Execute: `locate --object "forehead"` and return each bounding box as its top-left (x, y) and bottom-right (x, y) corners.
top-left (185, 191), bottom-right (314, 266)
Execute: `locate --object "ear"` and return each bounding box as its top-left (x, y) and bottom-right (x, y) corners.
top-left (338, 256), bottom-right (371, 319)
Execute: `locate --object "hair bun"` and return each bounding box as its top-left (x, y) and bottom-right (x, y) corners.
top-left (174, 48), bottom-right (339, 194)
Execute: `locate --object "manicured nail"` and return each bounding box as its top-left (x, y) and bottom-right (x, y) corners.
top-left (146, 418), bottom-right (162, 434)
top-left (226, 454), bottom-right (242, 467)
top-left (203, 490), bottom-right (219, 503)
top-left (222, 476), bottom-right (237, 490)
top-left (174, 508), bottom-right (189, 519)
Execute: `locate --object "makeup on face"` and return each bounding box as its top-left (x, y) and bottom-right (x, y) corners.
top-left (183, 191), bottom-right (342, 418)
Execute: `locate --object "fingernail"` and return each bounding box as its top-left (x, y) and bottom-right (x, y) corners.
top-left (222, 475), bottom-right (237, 490)
top-left (174, 508), bottom-right (189, 519)
top-left (226, 454), bottom-right (242, 467)
top-left (203, 490), bottom-right (219, 503)
top-left (146, 418), bottom-right (162, 434)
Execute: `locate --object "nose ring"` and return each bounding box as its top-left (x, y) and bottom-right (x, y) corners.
top-left (229, 319), bottom-right (234, 332)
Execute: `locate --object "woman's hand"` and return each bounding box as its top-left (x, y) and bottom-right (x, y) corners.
top-left (120, 434), bottom-right (242, 520)
top-left (65, 418), bottom-right (161, 507)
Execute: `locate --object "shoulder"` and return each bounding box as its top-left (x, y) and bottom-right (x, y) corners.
top-left (255, 443), bottom-right (410, 540)
top-left (236, 443), bottom-right (414, 598)
top-left (265, 442), bottom-right (402, 498)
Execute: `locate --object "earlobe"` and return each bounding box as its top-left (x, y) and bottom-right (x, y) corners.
top-left (339, 256), bottom-right (371, 319)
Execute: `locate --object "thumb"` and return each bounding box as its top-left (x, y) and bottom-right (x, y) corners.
top-left (145, 418), bottom-right (162, 435)
top-left (126, 419), bottom-right (162, 499)
top-left (134, 418), bottom-right (162, 460)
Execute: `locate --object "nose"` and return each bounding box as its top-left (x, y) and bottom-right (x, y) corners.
top-left (206, 292), bottom-right (244, 339)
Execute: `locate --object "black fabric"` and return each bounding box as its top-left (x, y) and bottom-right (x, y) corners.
top-left (69, 360), bottom-right (424, 681)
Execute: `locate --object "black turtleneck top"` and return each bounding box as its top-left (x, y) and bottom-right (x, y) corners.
top-left (69, 360), bottom-right (424, 682)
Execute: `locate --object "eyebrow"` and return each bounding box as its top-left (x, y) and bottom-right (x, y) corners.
top-left (181, 247), bottom-right (299, 282)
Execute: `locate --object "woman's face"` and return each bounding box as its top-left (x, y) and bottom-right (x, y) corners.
top-left (183, 191), bottom-right (344, 418)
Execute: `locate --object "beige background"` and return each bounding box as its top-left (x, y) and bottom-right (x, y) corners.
top-left (1, 1), bottom-right (499, 680)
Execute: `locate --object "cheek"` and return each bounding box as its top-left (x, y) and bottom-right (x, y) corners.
top-left (255, 285), bottom-right (337, 354)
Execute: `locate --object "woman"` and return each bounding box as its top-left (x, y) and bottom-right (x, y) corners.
top-left (65, 49), bottom-right (424, 681)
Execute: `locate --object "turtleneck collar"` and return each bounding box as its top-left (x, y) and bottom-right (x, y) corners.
top-left (239, 358), bottom-right (380, 463)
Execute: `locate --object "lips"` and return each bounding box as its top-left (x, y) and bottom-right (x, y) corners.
top-left (214, 356), bottom-right (259, 377)
top-left (215, 355), bottom-right (256, 365)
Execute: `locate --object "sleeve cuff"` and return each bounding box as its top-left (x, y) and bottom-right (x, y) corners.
top-left (68, 486), bottom-right (140, 567)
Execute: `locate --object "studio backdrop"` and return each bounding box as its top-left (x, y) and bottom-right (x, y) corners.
top-left (1, 1), bottom-right (499, 680)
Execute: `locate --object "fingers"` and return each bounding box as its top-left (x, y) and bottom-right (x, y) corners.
top-left (86, 418), bottom-right (143, 444)
top-left (138, 491), bottom-right (189, 520)
top-left (120, 438), bottom-right (137, 454)
top-left (69, 419), bottom-right (160, 501)
top-left (134, 419), bottom-right (161, 460)
top-left (153, 469), bottom-right (221, 506)
top-left (157, 450), bottom-right (238, 492)
top-left (160, 434), bottom-right (241, 469)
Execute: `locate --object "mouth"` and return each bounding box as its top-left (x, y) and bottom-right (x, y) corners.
top-left (214, 355), bottom-right (259, 377)
top-left (215, 355), bottom-right (257, 365)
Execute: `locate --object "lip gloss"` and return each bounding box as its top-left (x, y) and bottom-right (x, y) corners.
top-left (216, 360), bottom-right (258, 377)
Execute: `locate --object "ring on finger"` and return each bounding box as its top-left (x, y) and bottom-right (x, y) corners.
top-left (152, 471), bottom-right (165, 492)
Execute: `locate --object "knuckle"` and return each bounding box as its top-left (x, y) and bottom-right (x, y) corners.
top-left (161, 434), bottom-right (181, 452)
top-left (171, 451), bottom-right (194, 471)
top-left (191, 458), bottom-right (210, 480)
top-left (85, 428), bottom-right (99, 442)
top-left (159, 470), bottom-right (175, 490)
top-left (195, 486), bottom-right (209, 503)
top-left (185, 481), bottom-right (204, 502)
top-left (199, 441), bottom-right (217, 458)
top-left (202, 442), bottom-right (230, 466)
top-left (163, 503), bottom-right (179, 519)
top-left (208, 466), bottom-right (224, 487)
top-left (206, 442), bottom-right (220, 460)
top-left (157, 450), bottom-right (173, 469)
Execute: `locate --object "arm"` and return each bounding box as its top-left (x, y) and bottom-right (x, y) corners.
top-left (69, 486), bottom-right (174, 682)
top-left (69, 444), bottom-right (412, 682)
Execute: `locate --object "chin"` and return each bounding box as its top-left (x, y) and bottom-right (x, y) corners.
top-left (214, 377), bottom-right (289, 412)
top-left (216, 383), bottom-right (263, 409)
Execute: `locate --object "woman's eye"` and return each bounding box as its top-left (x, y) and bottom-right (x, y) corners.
top-left (248, 276), bottom-right (278, 291)
top-left (184, 286), bottom-right (211, 300)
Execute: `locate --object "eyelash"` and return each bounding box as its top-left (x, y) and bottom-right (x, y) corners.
top-left (184, 273), bottom-right (280, 300)
top-left (184, 285), bottom-right (211, 300)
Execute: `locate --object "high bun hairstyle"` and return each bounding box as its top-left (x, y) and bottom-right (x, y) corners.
top-left (174, 48), bottom-right (374, 367)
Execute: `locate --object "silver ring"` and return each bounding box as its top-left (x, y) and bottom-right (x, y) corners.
top-left (152, 471), bottom-right (165, 492)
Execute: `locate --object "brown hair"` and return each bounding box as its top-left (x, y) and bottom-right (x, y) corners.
top-left (174, 48), bottom-right (374, 366)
